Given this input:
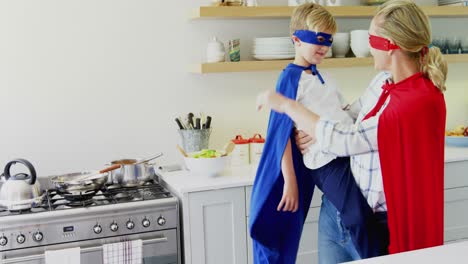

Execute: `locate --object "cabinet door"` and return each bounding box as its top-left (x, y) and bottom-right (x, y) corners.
top-left (188, 187), bottom-right (247, 264)
top-left (246, 208), bottom-right (320, 264)
top-left (445, 186), bottom-right (468, 243)
top-left (246, 185), bottom-right (321, 264)
top-left (296, 207), bottom-right (320, 264)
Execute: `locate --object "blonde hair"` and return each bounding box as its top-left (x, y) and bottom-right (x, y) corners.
top-left (375, 0), bottom-right (447, 92)
top-left (290, 3), bottom-right (337, 36)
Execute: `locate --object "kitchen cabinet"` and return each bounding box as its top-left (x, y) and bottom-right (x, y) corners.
top-left (158, 155), bottom-right (468, 264)
top-left (185, 187), bottom-right (247, 264)
top-left (190, 6), bottom-right (468, 74)
top-left (443, 160), bottom-right (468, 244)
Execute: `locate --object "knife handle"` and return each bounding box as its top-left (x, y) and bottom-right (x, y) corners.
top-left (175, 118), bottom-right (185, 129)
top-left (205, 116), bottom-right (212, 129)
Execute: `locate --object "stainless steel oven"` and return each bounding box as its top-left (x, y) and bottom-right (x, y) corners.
top-left (0, 182), bottom-right (180, 264)
top-left (1, 230), bottom-right (177, 264)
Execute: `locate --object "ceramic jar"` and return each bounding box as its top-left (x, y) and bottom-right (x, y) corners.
top-left (206, 37), bottom-right (226, 63)
top-left (231, 135), bottom-right (250, 166)
top-left (249, 134), bottom-right (265, 165)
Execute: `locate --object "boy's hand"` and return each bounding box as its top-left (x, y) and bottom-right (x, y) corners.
top-left (294, 129), bottom-right (316, 154)
top-left (277, 182), bottom-right (299, 212)
top-left (256, 90), bottom-right (288, 113)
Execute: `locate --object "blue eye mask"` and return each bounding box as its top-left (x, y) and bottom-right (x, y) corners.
top-left (293, 30), bottom-right (333, 47)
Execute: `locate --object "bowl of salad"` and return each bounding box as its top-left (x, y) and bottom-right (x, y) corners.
top-left (184, 149), bottom-right (231, 177)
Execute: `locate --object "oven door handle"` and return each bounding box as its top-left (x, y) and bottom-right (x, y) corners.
top-left (0, 236), bottom-right (168, 264)
top-left (81, 236), bottom-right (168, 253)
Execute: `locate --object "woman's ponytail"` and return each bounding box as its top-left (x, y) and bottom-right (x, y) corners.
top-left (421, 46), bottom-right (448, 92)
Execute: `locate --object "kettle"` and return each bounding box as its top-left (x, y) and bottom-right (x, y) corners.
top-left (0, 159), bottom-right (42, 211)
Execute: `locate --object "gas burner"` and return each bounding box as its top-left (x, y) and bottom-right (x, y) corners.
top-left (7, 208), bottom-right (32, 214)
top-left (68, 199), bottom-right (94, 207)
top-left (63, 191), bottom-right (96, 202)
top-left (106, 184), bottom-right (122, 190)
top-left (113, 192), bottom-right (132, 200)
top-left (0, 181), bottom-right (173, 217)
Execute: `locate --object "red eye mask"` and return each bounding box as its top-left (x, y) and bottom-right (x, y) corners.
top-left (369, 34), bottom-right (400, 51)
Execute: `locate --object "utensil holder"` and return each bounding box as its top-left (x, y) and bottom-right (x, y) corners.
top-left (178, 129), bottom-right (212, 153)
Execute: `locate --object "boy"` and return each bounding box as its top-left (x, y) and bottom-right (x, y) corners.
top-left (249, 3), bottom-right (383, 263)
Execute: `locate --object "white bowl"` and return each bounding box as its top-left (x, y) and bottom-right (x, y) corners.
top-left (332, 32), bottom-right (350, 58)
top-left (184, 155), bottom-right (231, 177)
top-left (351, 44), bottom-right (371, 57)
top-left (327, 0), bottom-right (361, 6)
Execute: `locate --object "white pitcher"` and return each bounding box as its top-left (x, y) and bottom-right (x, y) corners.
top-left (288, 0), bottom-right (326, 6)
top-left (326, 0), bottom-right (361, 6)
top-left (309, 0), bottom-right (327, 5)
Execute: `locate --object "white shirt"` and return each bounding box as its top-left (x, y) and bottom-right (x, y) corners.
top-left (296, 71), bottom-right (354, 169)
top-left (315, 71), bottom-right (392, 212)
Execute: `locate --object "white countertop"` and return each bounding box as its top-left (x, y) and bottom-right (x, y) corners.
top-left (346, 240), bottom-right (468, 264)
top-left (158, 147), bottom-right (468, 195)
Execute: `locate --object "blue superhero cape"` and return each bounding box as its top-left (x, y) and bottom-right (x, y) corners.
top-left (249, 64), bottom-right (316, 262)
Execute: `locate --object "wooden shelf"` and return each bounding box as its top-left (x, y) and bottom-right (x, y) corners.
top-left (191, 54), bottom-right (468, 74)
top-left (191, 6), bottom-right (468, 19)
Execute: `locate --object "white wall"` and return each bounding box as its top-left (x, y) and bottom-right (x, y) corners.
top-left (0, 0), bottom-right (466, 176)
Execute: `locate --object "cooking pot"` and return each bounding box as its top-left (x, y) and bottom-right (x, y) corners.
top-left (109, 153), bottom-right (162, 187)
top-left (0, 159), bottom-right (42, 211)
top-left (49, 171), bottom-right (109, 195)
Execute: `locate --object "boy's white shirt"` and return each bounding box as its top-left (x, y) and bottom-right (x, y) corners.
top-left (295, 71), bottom-right (354, 169)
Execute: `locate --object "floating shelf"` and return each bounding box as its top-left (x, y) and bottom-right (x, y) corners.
top-left (191, 54), bottom-right (468, 74)
top-left (191, 6), bottom-right (468, 19)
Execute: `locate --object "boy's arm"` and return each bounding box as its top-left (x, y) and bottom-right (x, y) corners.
top-left (281, 138), bottom-right (296, 187)
top-left (278, 138), bottom-right (299, 212)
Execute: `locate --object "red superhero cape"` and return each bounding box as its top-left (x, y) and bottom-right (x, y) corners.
top-left (363, 72), bottom-right (445, 254)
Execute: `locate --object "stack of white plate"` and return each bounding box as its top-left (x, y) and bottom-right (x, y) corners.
top-left (252, 37), bottom-right (295, 60)
top-left (438, 0), bottom-right (466, 4)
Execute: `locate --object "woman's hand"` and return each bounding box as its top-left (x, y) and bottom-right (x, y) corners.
top-left (256, 90), bottom-right (289, 113)
top-left (294, 129), bottom-right (316, 154)
top-left (277, 181), bottom-right (299, 212)
top-left (257, 89), bottom-right (320, 138)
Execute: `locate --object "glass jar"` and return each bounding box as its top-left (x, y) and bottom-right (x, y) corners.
top-left (226, 0), bottom-right (244, 6)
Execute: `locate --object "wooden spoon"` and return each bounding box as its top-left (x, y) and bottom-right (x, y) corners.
top-left (221, 142), bottom-right (235, 157)
top-left (176, 145), bottom-right (188, 157)
top-left (72, 164), bottom-right (122, 182)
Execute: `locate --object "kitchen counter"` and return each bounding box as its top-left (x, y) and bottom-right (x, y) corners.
top-left (157, 147), bottom-right (468, 195)
top-left (346, 240), bottom-right (468, 263)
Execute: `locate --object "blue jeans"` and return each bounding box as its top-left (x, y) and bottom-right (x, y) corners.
top-left (318, 196), bottom-right (361, 264)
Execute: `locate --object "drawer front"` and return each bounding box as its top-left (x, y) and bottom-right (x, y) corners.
top-left (445, 187), bottom-right (468, 243)
top-left (445, 161), bottom-right (468, 189)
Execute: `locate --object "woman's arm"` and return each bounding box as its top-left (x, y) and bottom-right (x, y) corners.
top-left (256, 90), bottom-right (320, 138)
top-left (315, 115), bottom-right (379, 157)
top-left (257, 90), bottom-right (381, 156)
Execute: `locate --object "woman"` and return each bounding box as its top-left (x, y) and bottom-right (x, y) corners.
top-left (257, 0), bottom-right (447, 261)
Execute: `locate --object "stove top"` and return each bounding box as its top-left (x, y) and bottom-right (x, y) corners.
top-left (0, 181), bottom-right (173, 217)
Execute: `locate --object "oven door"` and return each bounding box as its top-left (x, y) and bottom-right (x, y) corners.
top-left (0, 229), bottom-right (178, 264)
